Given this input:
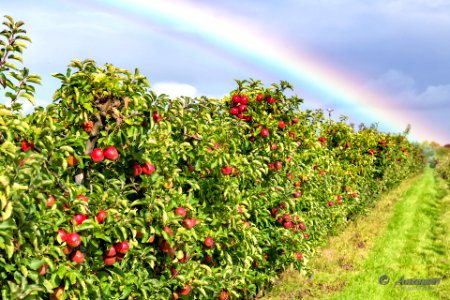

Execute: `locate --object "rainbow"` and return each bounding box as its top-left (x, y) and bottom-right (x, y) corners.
top-left (77, 0), bottom-right (447, 143)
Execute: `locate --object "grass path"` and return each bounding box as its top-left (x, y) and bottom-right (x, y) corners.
top-left (262, 168), bottom-right (450, 300)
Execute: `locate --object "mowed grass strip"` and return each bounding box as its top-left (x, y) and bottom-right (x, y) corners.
top-left (262, 168), bottom-right (450, 300)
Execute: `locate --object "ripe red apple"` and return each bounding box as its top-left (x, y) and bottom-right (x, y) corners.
top-left (77, 195), bottom-right (88, 203)
top-left (283, 221), bottom-right (293, 229)
top-left (296, 252), bottom-right (303, 260)
top-left (221, 165), bottom-right (233, 175)
top-left (237, 113), bottom-right (244, 119)
top-left (152, 111), bottom-right (162, 123)
top-left (204, 236), bottom-right (214, 248)
top-left (103, 255), bottom-right (116, 265)
top-left (91, 148), bottom-right (104, 163)
top-left (318, 137), bottom-right (326, 143)
top-left (73, 214), bottom-right (87, 225)
top-left (230, 107), bottom-right (239, 115)
top-left (183, 218), bottom-right (196, 229)
top-left (163, 226), bottom-right (173, 236)
top-left (66, 232), bottom-right (81, 248)
top-left (179, 284), bottom-right (191, 296)
top-left (289, 132), bottom-right (295, 138)
top-left (327, 201), bottom-right (334, 207)
top-left (105, 246), bottom-right (116, 257)
top-left (287, 173), bottom-right (293, 180)
top-left (141, 162), bottom-right (156, 175)
top-left (238, 104), bottom-right (247, 112)
top-left (261, 128), bottom-right (269, 137)
top-left (268, 163), bottom-right (275, 171)
top-left (38, 264), bottom-right (47, 276)
top-left (58, 229), bottom-right (67, 242)
top-left (256, 93), bottom-right (263, 101)
top-left (21, 140), bottom-right (34, 152)
top-left (266, 96), bottom-right (275, 104)
top-left (293, 191), bottom-right (302, 198)
top-left (175, 207), bottom-right (187, 218)
top-left (292, 117), bottom-right (299, 124)
top-left (46, 195), bottom-right (55, 207)
top-left (271, 207), bottom-right (279, 218)
top-left (115, 241), bottom-right (130, 254)
top-left (219, 290), bottom-right (229, 300)
top-left (132, 163), bottom-right (142, 176)
top-left (71, 250), bottom-right (84, 264)
top-left (294, 181), bottom-right (301, 187)
top-left (299, 222), bottom-right (306, 230)
top-left (303, 233), bottom-right (310, 239)
top-left (278, 120), bottom-right (286, 129)
top-left (240, 94), bottom-right (248, 105)
top-left (103, 146), bottom-right (119, 161)
top-left (232, 94), bottom-right (241, 104)
top-left (83, 120), bottom-right (94, 132)
top-left (96, 210), bottom-right (107, 223)
top-left (275, 161), bottom-right (282, 170)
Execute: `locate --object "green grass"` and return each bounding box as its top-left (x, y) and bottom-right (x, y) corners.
top-left (262, 168), bottom-right (450, 300)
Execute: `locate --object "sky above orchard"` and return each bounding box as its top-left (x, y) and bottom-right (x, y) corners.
top-left (2, 0), bottom-right (449, 144)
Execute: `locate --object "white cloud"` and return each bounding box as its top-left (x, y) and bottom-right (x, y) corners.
top-left (152, 82), bottom-right (198, 98)
top-left (368, 70), bottom-right (450, 109)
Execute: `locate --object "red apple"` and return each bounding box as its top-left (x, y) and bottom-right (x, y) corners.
top-left (292, 117), bottom-right (299, 124)
top-left (240, 95), bottom-right (248, 104)
top-left (219, 290), bottom-right (229, 300)
top-left (38, 264), bottom-right (47, 276)
top-left (179, 284), bottom-right (191, 296)
top-left (96, 210), bottom-right (107, 223)
top-left (296, 252), bottom-right (303, 260)
top-left (256, 93), bottom-right (263, 101)
top-left (73, 214), bottom-right (87, 225)
top-left (183, 218), bottom-right (196, 229)
top-left (115, 241), bottom-right (130, 254)
top-left (71, 250), bottom-right (84, 264)
top-left (91, 148), bottom-right (104, 163)
top-left (175, 207), bottom-right (187, 218)
top-left (271, 144), bottom-right (277, 150)
top-left (105, 246), bottom-right (116, 257)
top-left (275, 161), bottom-right (282, 170)
top-left (204, 236), bottom-right (214, 248)
top-left (232, 94), bottom-right (241, 104)
top-left (230, 107), bottom-right (239, 115)
top-left (266, 96), bottom-right (275, 104)
top-left (46, 195), bottom-right (55, 207)
top-left (238, 104), bottom-right (247, 112)
top-left (77, 195), bottom-right (89, 203)
top-left (83, 120), bottom-right (94, 132)
top-left (103, 255), bottom-right (116, 265)
top-left (132, 163), bottom-right (142, 176)
top-left (163, 226), bottom-right (173, 236)
top-left (141, 162), bottom-right (156, 175)
top-left (152, 111), bottom-right (162, 123)
top-left (299, 222), bottom-right (306, 231)
top-left (303, 233), bottom-right (310, 239)
top-left (66, 232), bottom-right (81, 248)
top-left (58, 229), bottom-right (67, 242)
top-left (293, 191), bottom-right (302, 198)
top-left (261, 128), bottom-right (269, 137)
top-left (283, 221), bottom-right (293, 229)
top-left (103, 146), bottom-right (119, 161)
top-left (278, 120), bottom-right (286, 129)
top-left (221, 165), bottom-right (233, 175)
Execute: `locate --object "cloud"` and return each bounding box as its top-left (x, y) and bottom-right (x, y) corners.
top-left (152, 82), bottom-right (199, 98)
top-left (368, 70), bottom-right (450, 109)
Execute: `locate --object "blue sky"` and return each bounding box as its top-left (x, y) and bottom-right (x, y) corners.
top-left (2, 0), bottom-right (449, 144)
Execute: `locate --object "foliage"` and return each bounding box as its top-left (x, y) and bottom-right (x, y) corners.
top-left (0, 16), bottom-right (426, 299)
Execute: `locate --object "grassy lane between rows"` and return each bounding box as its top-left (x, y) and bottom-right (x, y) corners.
top-left (262, 168), bottom-right (450, 300)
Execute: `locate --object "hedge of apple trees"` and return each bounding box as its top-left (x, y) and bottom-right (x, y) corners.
top-left (0, 16), bottom-right (426, 299)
